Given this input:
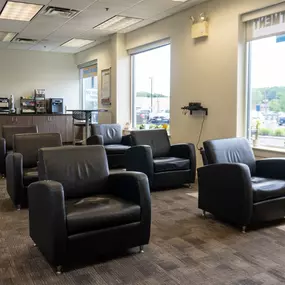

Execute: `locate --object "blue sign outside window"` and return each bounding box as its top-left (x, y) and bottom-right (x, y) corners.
top-left (276, 34), bottom-right (285, 43)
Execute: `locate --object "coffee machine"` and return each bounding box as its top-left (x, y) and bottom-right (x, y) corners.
top-left (47, 98), bottom-right (64, 114)
top-left (0, 97), bottom-right (10, 114)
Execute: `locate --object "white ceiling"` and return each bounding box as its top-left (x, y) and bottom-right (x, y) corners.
top-left (0, 0), bottom-right (204, 54)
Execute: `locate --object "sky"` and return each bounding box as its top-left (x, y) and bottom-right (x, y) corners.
top-left (251, 35), bottom-right (285, 88)
top-left (133, 45), bottom-right (171, 97)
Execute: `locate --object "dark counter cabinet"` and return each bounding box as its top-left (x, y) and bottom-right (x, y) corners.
top-left (0, 115), bottom-right (73, 144)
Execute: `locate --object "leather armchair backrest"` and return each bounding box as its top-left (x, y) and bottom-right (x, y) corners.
top-left (38, 145), bottom-right (109, 199)
top-left (91, 124), bottom-right (122, 145)
top-left (203, 137), bottom-right (256, 175)
top-left (13, 133), bottom-right (62, 168)
top-left (131, 129), bottom-right (171, 158)
top-left (2, 125), bottom-right (38, 150)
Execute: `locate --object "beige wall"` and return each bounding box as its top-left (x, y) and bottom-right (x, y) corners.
top-left (0, 49), bottom-right (79, 110)
top-left (125, 0), bottom-right (285, 164)
top-left (74, 40), bottom-right (114, 120)
top-left (114, 34), bottom-right (131, 126)
top-left (76, 0), bottom-right (285, 163)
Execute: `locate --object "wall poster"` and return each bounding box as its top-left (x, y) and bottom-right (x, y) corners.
top-left (101, 68), bottom-right (111, 105)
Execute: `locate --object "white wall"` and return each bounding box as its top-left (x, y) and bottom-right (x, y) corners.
top-left (0, 49), bottom-right (79, 110)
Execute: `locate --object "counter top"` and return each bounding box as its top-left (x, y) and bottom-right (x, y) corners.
top-left (0, 113), bottom-right (71, 116)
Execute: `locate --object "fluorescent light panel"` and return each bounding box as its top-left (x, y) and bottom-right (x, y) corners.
top-left (0, 1), bottom-right (43, 21)
top-left (62, 39), bottom-right (94, 48)
top-left (94, 16), bottom-right (142, 32)
top-left (0, 31), bottom-right (16, 42)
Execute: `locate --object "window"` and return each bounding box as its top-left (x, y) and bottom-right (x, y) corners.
top-left (80, 63), bottom-right (98, 122)
top-left (245, 7), bottom-right (285, 149)
top-left (131, 44), bottom-right (171, 131)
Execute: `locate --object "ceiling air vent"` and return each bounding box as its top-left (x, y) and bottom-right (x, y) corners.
top-left (13, 38), bottom-right (38, 44)
top-left (42, 6), bottom-right (79, 18)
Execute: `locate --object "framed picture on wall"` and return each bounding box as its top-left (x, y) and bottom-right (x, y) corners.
top-left (101, 68), bottom-right (111, 105)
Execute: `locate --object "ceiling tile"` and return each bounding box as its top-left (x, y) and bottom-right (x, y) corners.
top-left (18, 15), bottom-right (67, 40)
top-left (121, 0), bottom-right (181, 19)
top-left (0, 0), bottom-right (6, 12)
top-left (0, 41), bottom-right (10, 49)
top-left (88, 0), bottom-right (142, 14)
top-left (48, 23), bottom-right (91, 39)
top-left (10, 0), bottom-right (51, 4)
top-left (0, 19), bottom-right (29, 33)
top-left (7, 42), bottom-right (35, 50)
top-left (45, 33), bottom-right (71, 42)
top-left (51, 46), bottom-right (79, 53)
top-left (48, 0), bottom-right (97, 11)
top-left (0, 0), bottom-right (206, 53)
top-left (29, 41), bottom-right (62, 51)
top-left (78, 29), bottom-right (111, 40)
top-left (69, 8), bottom-right (117, 28)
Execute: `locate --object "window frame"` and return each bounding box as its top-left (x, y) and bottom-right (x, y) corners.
top-left (245, 35), bottom-right (285, 150)
top-left (78, 60), bottom-right (97, 109)
top-left (130, 42), bottom-right (171, 129)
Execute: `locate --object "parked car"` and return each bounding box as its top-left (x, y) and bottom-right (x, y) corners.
top-left (278, 116), bottom-right (285, 126)
top-left (149, 110), bottom-right (170, 120)
top-left (148, 116), bottom-right (169, 125)
top-left (136, 109), bottom-right (151, 124)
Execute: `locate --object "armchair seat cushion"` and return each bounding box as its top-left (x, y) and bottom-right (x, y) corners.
top-left (153, 157), bottom-right (190, 173)
top-left (66, 195), bottom-right (141, 235)
top-left (105, 144), bottom-right (130, 155)
top-left (252, 177), bottom-right (285, 203)
top-left (23, 168), bottom-right (38, 186)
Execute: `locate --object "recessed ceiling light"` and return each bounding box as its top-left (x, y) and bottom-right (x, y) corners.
top-left (61, 39), bottom-right (94, 48)
top-left (0, 31), bottom-right (16, 42)
top-left (94, 16), bottom-right (142, 32)
top-left (0, 1), bottom-right (43, 21)
top-left (172, 0), bottom-right (187, 2)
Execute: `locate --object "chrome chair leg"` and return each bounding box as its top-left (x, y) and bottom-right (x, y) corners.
top-left (139, 245), bottom-right (144, 253)
top-left (56, 265), bottom-right (62, 275)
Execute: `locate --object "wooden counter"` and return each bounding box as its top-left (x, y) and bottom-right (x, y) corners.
top-left (0, 114), bottom-right (73, 143)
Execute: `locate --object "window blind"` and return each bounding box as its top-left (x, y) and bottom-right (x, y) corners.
top-left (242, 2), bottom-right (285, 41)
top-left (80, 64), bottom-right (97, 79)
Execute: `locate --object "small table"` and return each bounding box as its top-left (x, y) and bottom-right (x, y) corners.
top-left (67, 109), bottom-right (109, 142)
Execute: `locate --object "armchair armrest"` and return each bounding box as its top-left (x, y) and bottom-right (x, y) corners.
top-left (121, 134), bottom-right (132, 146)
top-left (0, 138), bottom-right (6, 175)
top-left (108, 171), bottom-right (151, 241)
top-left (126, 146), bottom-right (154, 186)
top-left (86, 135), bottom-right (104, 145)
top-left (198, 163), bottom-right (253, 225)
top-left (28, 181), bottom-right (67, 266)
top-left (6, 152), bottom-right (23, 207)
top-left (170, 143), bottom-right (196, 182)
top-left (256, 158), bottom-right (285, 180)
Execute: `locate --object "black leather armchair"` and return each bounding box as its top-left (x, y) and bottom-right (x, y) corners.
top-left (87, 124), bottom-right (131, 168)
top-left (28, 145), bottom-right (151, 273)
top-left (0, 125), bottom-right (38, 175)
top-left (126, 129), bottom-right (196, 189)
top-left (6, 133), bottom-right (62, 209)
top-left (198, 137), bottom-right (285, 232)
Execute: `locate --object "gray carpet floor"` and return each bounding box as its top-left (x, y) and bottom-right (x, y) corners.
top-left (2, 181), bottom-right (285, 285)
